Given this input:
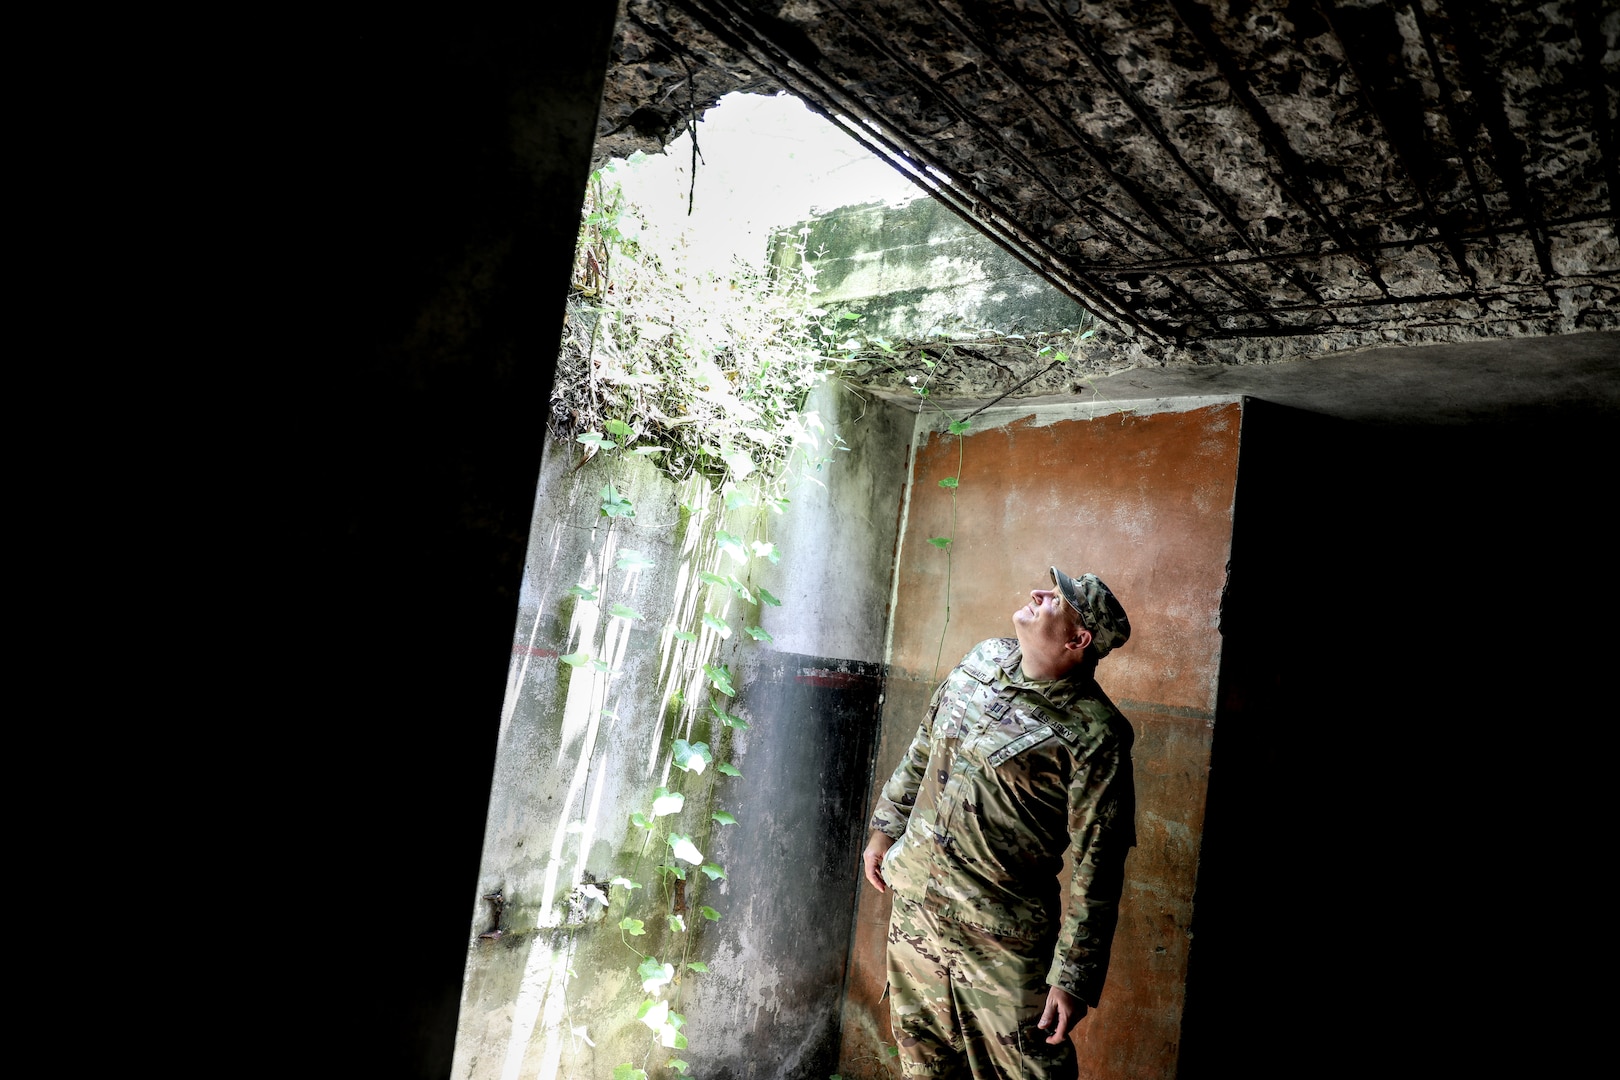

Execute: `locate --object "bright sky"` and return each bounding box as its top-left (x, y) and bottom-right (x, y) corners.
top-left (606, 92), bottom-right (924, 275)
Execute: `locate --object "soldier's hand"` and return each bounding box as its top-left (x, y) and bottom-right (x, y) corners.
top-left (1037, 985), bottom-right (1086, 1044)
top-left (861, 831), bottom-right (895, 892)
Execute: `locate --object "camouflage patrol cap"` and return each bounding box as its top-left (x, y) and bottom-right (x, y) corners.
top-left (1050, 567), bottom-right (1131, 657)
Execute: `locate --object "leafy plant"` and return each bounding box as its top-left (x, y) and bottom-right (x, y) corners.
top-left (542, 156), bottom-right (1110, 1080)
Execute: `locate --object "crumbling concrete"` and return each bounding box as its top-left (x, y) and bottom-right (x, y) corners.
top-left (593, 1), bottom-right (1618, 370)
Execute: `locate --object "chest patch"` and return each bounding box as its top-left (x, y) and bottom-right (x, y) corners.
top-left (987, 726), bottom-right (1055, 766)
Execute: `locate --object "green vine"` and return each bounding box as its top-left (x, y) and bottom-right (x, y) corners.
top-left (550, 162), bottom-right (1099, 1079)
top-left (915, 331), bottom-right (1097, 681)
top-left (553, 165), bottom-right (866, 1079)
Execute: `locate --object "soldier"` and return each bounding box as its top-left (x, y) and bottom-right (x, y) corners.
top-left (861, 567), bottom-right (1134, 1080)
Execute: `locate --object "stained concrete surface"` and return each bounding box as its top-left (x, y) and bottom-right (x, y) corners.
top-left (452, 376), bottom-right (909, 1079)
top-left (844, 399), bottom-right (1245, 1080)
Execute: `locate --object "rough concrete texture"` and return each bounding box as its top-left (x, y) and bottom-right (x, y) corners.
top-left (594, 1), bottom-right (1617, 367)
top-left (761, 381), bottom-right (914, 660)
top-left (781, 197), bottom-right (1091, 341)
top-left (842, 399), bottom-right (1244, 1080)
top-left (452, 380), bottom-right (910, 1080)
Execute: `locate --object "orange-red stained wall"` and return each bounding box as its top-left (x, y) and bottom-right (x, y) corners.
top-left (842, 401), bottom-right (1243, 1080)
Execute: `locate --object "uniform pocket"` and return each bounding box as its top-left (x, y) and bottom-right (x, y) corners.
top-left (986, 725), bottom-right (1055, 767)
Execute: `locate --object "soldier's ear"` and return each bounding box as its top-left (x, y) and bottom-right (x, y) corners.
top-left (1067, 628), bottom-right (1093, 653)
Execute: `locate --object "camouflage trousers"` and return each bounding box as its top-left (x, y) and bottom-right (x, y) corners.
top-left (886, 894), bottom-right (1077, 1080)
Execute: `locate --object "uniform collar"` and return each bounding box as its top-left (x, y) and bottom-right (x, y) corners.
top-left (998, 642), bottom-right (1095, 709)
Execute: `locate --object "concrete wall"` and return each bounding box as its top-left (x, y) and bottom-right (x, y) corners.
top-left (452, 380), bottom-right (911, 1080)
top-left (778, 197), bottom-right (1089, 340)
top-left (840, 398), bottom-right (1246, 1080)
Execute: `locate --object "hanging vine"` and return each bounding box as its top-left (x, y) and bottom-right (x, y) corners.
top-left (548, 164), bottom-right (1099, 1079)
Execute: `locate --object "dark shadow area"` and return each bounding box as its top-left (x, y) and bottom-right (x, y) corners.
top-left (256, 10), bottom-right (618, 1077)
top-left (1180, 397), bottom-right (1611, 1077)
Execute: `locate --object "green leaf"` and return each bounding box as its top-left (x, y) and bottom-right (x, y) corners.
top-left (938, 476), bottom-right (959, 489)
top-left (767, 497), bottom-right (790, 515)
top-left (604, 418), bottom-right (634, 438)
top-left (709, 699), bottom-right (744, 728)
top-left (601, 482), bottom-right (636, 518)
top-left (700, 863), bottom-right (727, 881)
top-left (948, 419), bottom-right (972, 435)
top-left (631, 811), bottom-right (650, 829)
top-left (613, 1064), bottom-right (647, 1080)
top-left (620, 918), bottom-right (646, 936)
top-left (657, 863), bottom-right (688, 881)
top-left (578, 432), bottom-right (617, 450)
top-left (724, 488), bottom-right (755, 510)
top-left (637, 999), bottom-right (669, 1031)
top-left (686, 962), bottom-right (709, 973)
top-left (756, 586), bottom-right (782, 607)
top-left (725, 576), bottom-right (754, 603)
top-left (722, 448), bottom-right (756, 480)
top-left (886, 1046), bottom-right (900, 1058)
top-left (560, 651), bottom-right (590, 666)
top-left (750, 540), bottom-right (780, 563)
top-left (700, 906), bottom-right (721, 921)
top-left (668, 913), bottom-right (686, 933)
top-left (927, 537), bottom-right (952, 549)
top-left (638, 956), bottom-right (675, 993)
top-left (715, 531), bottom-right (747, 562)
top-left (671, 629), bottom-right (698, 642)
top-left (703, 664), bottom-right (735, 696)
top-left (668, 1060), bottom-right (691, 1075)
top-left (672, 739), bottom-right (711, 774)
top-left (651, 787), bottom-right (685, 817)
top-left (587, 658), bottom-right (612, 673)
top-left (668, 834), bottom-right (703, 865)
top-left (744, 625), bottom-right (773, 643)
top-left (699, 571), bottom-right (729, 588)
top-left (717, 762), bottom-right (742, 777)
top-left (567, 584), bottom-right (599, 600)
top-left (701, 612), bottom-right (732, 639)
top-left (610, 876), bottom-right (642, 891)
top-left (711, 809), bottom-right (737, 825)
top-left (1054, 350), bottom-right (1070, 364)
top-left (616, 549), bottom-right (655, 572)
top-left (608, 602), bottom-right (643, 621)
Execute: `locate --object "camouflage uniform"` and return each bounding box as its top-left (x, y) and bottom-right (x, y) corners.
top-left (871, 637), bottom-right (1135, 1080)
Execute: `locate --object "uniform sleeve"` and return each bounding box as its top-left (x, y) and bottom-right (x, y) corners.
top-left (867, 678), bottom-right (946, 838)
top-left (1047, 730), bottom-right (1135, 1004)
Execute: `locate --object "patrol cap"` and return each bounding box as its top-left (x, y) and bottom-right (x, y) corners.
top-left (1050, 567), bottom-right (1131, 657)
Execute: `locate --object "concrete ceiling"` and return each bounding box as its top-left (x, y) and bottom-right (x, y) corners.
top-left (594, 0), bottom-right (1618, 418)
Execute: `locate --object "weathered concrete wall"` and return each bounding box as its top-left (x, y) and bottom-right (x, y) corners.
top-left (841, 398), bottom-right (1245, 1080)
top-left (452, 379), bottom-right (911, 1080)
top-left (779, 197), bottom-right (1089, 342)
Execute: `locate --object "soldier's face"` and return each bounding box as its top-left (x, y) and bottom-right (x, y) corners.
top-left (1013, 588), bottom-right (1084, 659)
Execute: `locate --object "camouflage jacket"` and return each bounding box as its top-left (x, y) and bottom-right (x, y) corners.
top-left (870, 637), bottom-right (1135, 1004)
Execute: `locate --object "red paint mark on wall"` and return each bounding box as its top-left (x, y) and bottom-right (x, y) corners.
top-left (514, 645), bottom-right (559, 659)
top-left (796, 668), bottom-right (870, 689)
